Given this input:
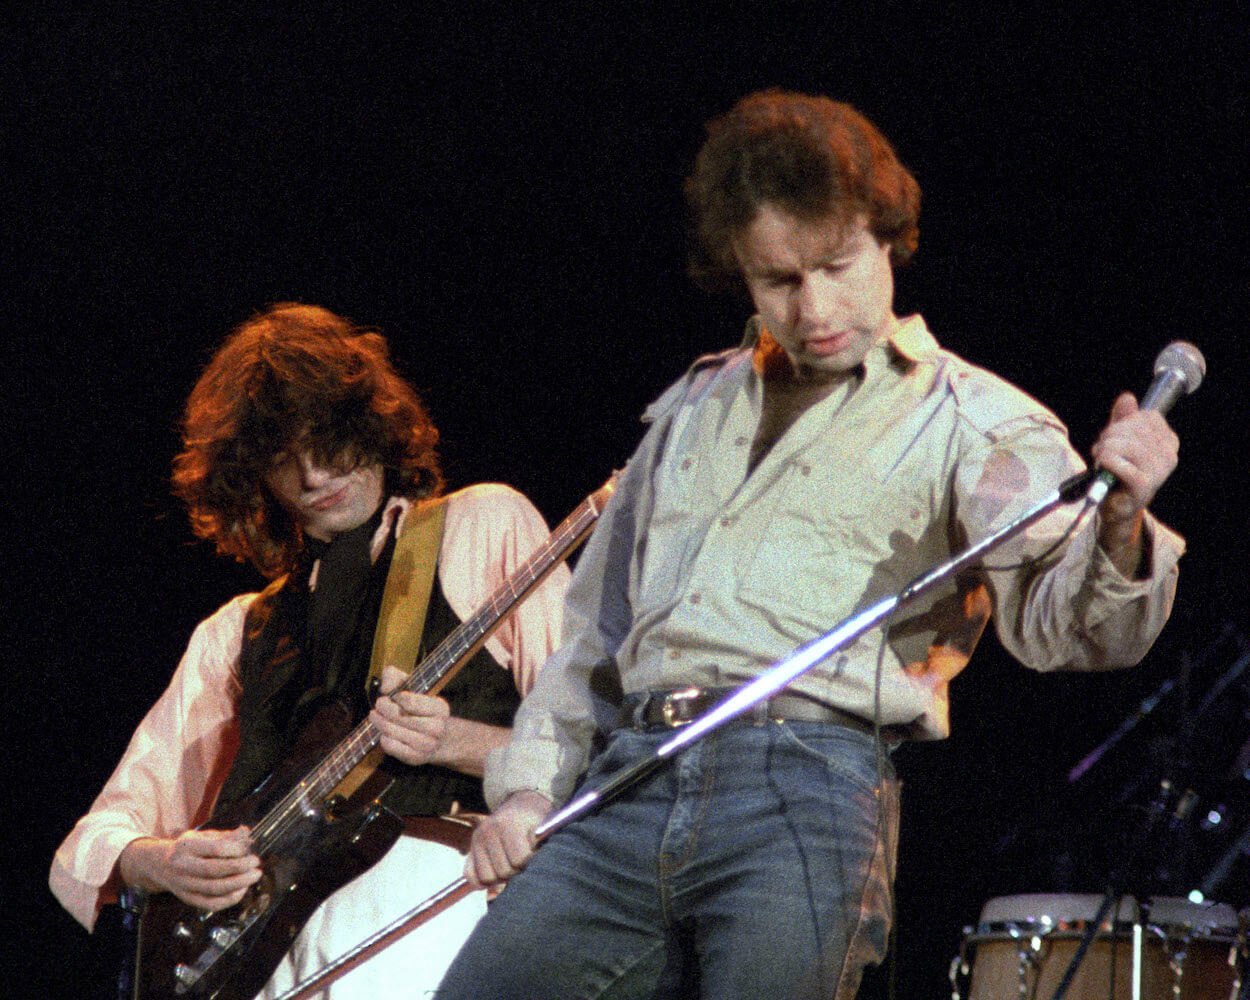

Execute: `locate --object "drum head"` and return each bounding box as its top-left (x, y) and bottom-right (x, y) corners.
top-left (1145, 896), bottom-right (1239, 934)
top-left (977, 893), bottom-right (1140, 929)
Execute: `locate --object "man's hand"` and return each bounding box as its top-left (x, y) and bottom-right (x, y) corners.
top-left (118, 827), bottom-right (260, 911)
top-left (1091, 391), bottom-right (1180, 576)
top-left (371, 664), bottom-right (451, 767)
top-left (463, 790), bottom-right (552, 890)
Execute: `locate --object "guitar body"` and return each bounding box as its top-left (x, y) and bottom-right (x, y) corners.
top-left (132, 703), bottom-right (403, 1000)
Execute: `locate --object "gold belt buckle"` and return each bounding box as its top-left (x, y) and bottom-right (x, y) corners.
top-left (661, 686), bottom-right (705, 728)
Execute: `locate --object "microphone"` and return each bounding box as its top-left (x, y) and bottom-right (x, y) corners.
top-left (1085, 341), bottom-right (1205, 506)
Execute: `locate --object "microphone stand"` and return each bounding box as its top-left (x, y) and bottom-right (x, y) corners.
top-left (1067, 623), bottom-right (1240, 786)
top-left (543, 470), bottom-right (1098, 832)
top-left (274, 471), bottom-right (1097, 1000)
top-left (1046, 633), bottom-right (1243, 999)
top-left (1066, 677), bottom-right (1175, 784)
top-left (1044, 779), bottom-right (1180, 1000)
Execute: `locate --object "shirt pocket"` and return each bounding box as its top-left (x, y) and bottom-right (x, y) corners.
top-left (649, 447), bottom-right (702, 534)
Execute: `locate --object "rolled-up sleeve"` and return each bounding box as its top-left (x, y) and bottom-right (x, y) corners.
top-left (959, 418), bottom-right (1184, 673)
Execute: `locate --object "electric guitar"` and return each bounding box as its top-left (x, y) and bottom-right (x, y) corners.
top-left (130, 476), bottom-right (616, 1000)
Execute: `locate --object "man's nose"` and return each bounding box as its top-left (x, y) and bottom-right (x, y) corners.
top-left (796, 271), bottom-right (839, 326)
top-left (295, 452), bottom-right (334, 489)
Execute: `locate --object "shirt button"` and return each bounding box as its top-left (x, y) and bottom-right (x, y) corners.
top-left (734, 436), bottom-right (747, 446)
top-left (800, 464), bottom-right (811, 476)
top-left (680, 458), bottom-right (693, 471)
top-left (719, 516), bottom-right (734, 528)
top-left (689, 593), bottom-right (702, 605)
top-left (670, 649), bottom-right (683, 659)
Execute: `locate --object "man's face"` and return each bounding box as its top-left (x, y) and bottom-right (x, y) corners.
top-left (263, 448), bottom-right (385, 542)
top-left (733, 205), bottom-right (894, 379)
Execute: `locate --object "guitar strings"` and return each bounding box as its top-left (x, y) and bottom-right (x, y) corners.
top-left (245, 503), bottom-right (599, 854)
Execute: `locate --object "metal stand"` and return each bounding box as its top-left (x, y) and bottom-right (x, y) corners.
top-left (543, 470), bottom-right (1096, 835)
top-left (1046, 697), bottom-right (1204, 999)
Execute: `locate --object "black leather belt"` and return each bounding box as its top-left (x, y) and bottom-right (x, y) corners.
top-left (617, 685), bottom-right (884, 735)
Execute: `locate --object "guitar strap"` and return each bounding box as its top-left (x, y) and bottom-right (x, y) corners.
top-left (367, 497), bottom-right (448, 692)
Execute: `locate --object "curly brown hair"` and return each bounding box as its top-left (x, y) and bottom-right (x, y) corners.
top-left (685, 89), bottom-right (922, 294)
top-left (172, 302), bottom-right (443, 577)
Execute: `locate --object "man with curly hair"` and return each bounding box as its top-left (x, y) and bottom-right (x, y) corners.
top-left (435, 92), bottom-right (1185, 998)
top-left (50, 303), bottom-right (569, 998)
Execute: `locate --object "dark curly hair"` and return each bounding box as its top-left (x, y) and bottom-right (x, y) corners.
top-left (685, 89), bottom-right (921, 294)
top-left (172, 302), bottom-right (443, 577)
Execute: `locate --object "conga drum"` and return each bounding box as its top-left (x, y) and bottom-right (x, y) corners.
top-left (951, 893), bottom-right (1243, 999)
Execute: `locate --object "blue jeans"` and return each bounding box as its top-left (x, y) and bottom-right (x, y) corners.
top-left (436, 721), bottom-right (899, 1000)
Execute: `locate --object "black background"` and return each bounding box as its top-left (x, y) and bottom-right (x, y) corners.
top-left (9, 5), bottom-right (1249, 997)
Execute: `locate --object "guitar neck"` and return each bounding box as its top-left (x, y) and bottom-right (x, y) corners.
top-left (399, 489), bottom-right (605, 698)
top-left (249, 476), bottom-right (615, 850)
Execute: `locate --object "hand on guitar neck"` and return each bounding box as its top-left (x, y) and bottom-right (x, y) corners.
top-left (118, 827), bottom-right (262, 912)
top-left (370, 664), bottom-right (511, 778)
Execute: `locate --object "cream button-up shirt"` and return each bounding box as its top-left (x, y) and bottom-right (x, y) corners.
top-left (485, 315), bottom-right (1183, 809)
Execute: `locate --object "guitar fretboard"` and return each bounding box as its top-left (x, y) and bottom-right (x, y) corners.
top-left (248, 479), bottom-right (612, 852)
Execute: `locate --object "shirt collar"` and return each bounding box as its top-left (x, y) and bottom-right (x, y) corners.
top-left (887, 313), bottom-right (939, 363)
top-left (741, 312), bottom-right (935, 387)
top-left (372, 496), bottom-right (411, 563)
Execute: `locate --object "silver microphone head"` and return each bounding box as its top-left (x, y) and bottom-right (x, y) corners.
top-left (1154, 341), bottom-right (1206, 394)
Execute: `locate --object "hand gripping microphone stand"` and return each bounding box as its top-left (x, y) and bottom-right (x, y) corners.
top-left (275, 344), bottom-right (1203, 1000)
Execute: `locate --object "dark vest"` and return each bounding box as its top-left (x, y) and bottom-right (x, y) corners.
top-left (215, 529), bottom-right (520, 817)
